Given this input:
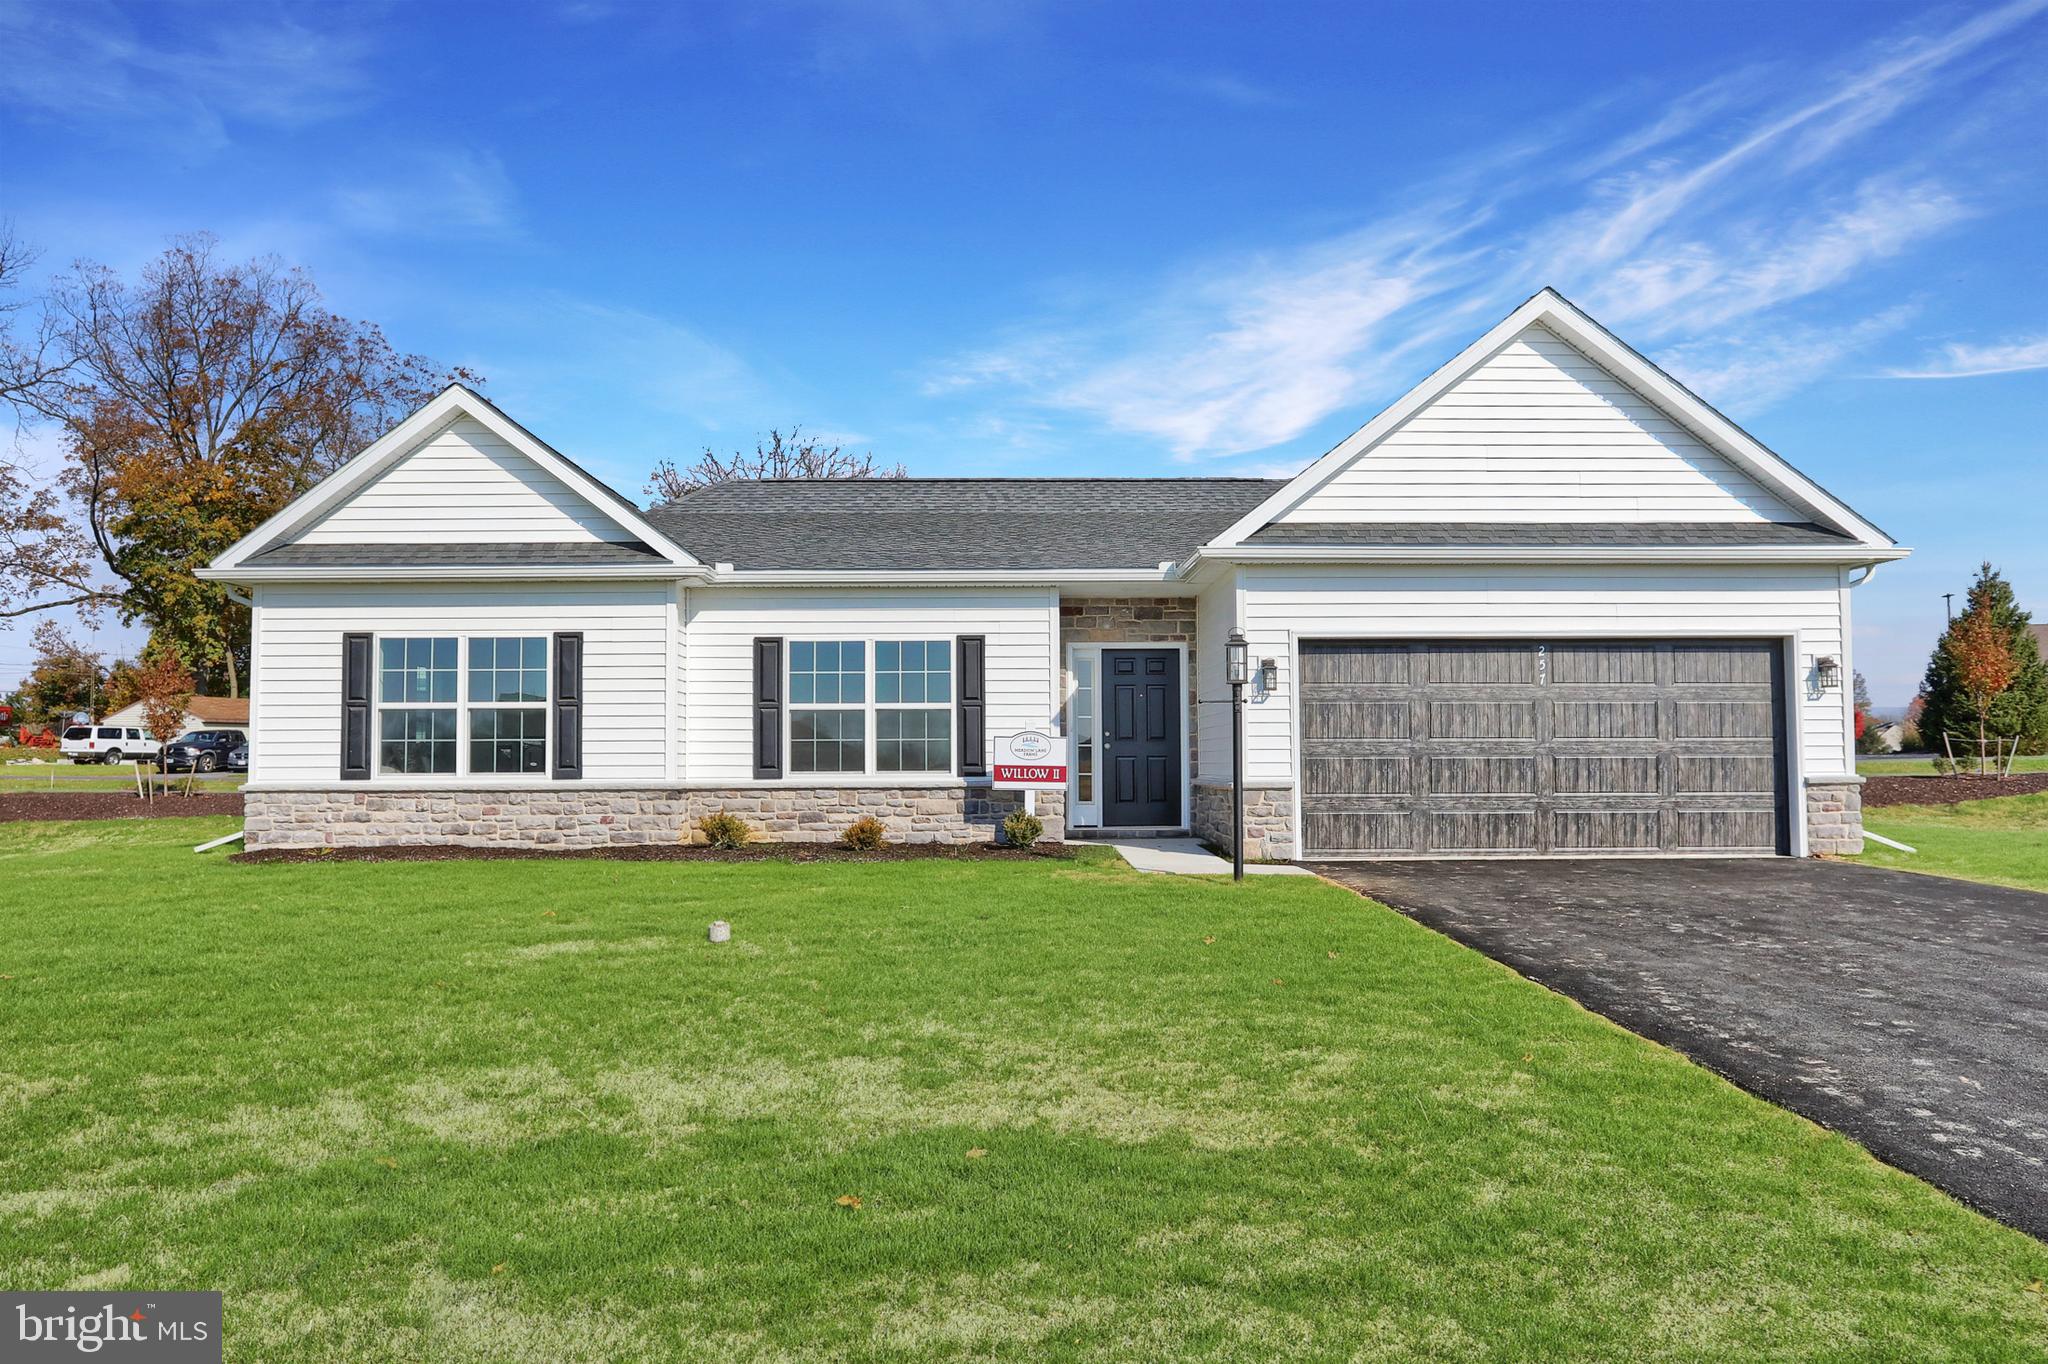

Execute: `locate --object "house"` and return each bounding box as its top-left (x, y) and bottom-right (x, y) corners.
top-left (199, 289), bottom-right (1905, 858)
top-left (101, 694), bottom-right (251, 740)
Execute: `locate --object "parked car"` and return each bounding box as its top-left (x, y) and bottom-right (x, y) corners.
top-left (60, 724), bottom-right (163, 765)
top-left (227, 740), bottom-right (249, 773)
top-left (161, 730), bottom-right (247, 773)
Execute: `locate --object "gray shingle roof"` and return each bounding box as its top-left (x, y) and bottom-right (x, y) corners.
top-left (245, 541), bottom-right (666, 568)
top-left (1244, 521), bottom-right (1857, 548)
top-left (644, 479), bottom-right (1287, 570)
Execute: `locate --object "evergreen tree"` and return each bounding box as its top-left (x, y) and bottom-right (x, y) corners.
top-left (1919, 563), bottom-right (2048, 756)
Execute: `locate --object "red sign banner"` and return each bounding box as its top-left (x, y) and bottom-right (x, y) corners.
top-left (993, 762), bottom-right (1068, 786)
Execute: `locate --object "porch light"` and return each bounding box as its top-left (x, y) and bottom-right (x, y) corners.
top-left (1226, 629), bottom-right (1250, 687)
top-left (1815, 655), bottom-right (1842, 690)
top-left (1259, 658), bottom-right (1278, 693)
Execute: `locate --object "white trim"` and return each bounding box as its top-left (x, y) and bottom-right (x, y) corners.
top-left (1063, 642), bottom-right (1104, 828)
top-left (208, 386), bottom-right (701, 572)
top-left (201, 563), bottom-right (709, 583)
top-left (1286, 628), bottom-right (1806, 860)
top-left (1203, 287), bottom-right (1896, 553)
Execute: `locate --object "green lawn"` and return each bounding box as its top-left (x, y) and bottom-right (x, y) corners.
top-left (2, 820), bottom-right (2043, 1362)
top-left (1852, 793), bottom-right (2048, 893)
top-left (1856, 755), bottom-right (2048, 776)
top-left (0, 762), bottom-right (245, 793)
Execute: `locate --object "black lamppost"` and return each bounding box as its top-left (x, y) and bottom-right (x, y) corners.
top-left (1225, 627), bottom-right (1249, 882)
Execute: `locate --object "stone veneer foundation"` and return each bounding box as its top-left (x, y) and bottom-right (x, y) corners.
top-left (1803, 777), bottom-right (1864, 856)
top-left (243, 786), bottom-right (1064, 851)
top-left (1191, 782), bottom-right (1296, 860)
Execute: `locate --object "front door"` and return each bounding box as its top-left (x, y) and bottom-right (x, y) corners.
top-left (1103, 649), bottom-right (1181, 827)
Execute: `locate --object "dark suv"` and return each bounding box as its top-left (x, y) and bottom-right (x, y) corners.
top-left (161, 730), bottom-right (245, 773)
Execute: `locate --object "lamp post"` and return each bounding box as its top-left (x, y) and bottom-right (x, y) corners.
top-left (1225, 627), bottom-right (1249, 882)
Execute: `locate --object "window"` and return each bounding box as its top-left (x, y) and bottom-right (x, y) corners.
top-left (378, 637), bottom-right (457, 774)
top-left (469, 637), bottom-right (547, 774)
top-left (787, 638), bottom-right (954, 775)
top-left (875, 640), bottom-right (951, 772)
top-left (1072, 653), bottom-right (1096, 803)
top-left (96, 727), bottom-right (121, 739)
top-left (789, 640), bottom-right (866, 773)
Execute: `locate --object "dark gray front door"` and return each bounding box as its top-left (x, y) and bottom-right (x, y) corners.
top-left (1299, 639), bottom-right (1789, 857)
top-left (1104, 649), bottom-right (1181, 827)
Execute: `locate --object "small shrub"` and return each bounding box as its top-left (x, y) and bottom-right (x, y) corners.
top-left (1002, 810), bottom-right (1044, 849)
top-left (841, 815), bottom-right (889, 850)
top-left (695, 809), bottom-right (753, 849)
top-left (1931, 755), bottom-right (1958, 777)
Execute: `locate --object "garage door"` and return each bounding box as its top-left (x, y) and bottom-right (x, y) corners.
top-left (1299, 640), bottom-right (1788, 858)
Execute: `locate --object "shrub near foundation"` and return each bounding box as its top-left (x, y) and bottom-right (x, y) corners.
top-left (840, 815), bottom-right (889, 851)
top-left (694, 809), bottom-right (753, 849)
top-left (1002, 809), bottom-right (1044, 848)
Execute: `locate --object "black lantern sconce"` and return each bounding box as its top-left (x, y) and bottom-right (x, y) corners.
top-left (1815, 655), bottom-right (1842, 691)
top-left (1258, 657), bottom-right (1278, 694)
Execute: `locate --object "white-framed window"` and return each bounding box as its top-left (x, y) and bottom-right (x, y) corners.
top-left (378, 636), bottom-right (458, 774)
top-left (468, 636), bottom-right (548, 774)
top-left (1071, 652), bottom-right (1096, 805)
top-left (787, 638), bottom-right (955, 776)
top-left (374, 634), bottom-right (549, 777)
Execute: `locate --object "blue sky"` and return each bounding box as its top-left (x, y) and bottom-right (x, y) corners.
top-left (2, 0), bottom-right (2045, 706)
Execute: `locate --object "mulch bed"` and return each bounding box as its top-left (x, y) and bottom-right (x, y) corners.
top-left (0, 792), bottom-right (245, 821)
top-left (233, 841), bottom-right (1072, 865)
top-left (1862, 771), bottom-right (2048, 808)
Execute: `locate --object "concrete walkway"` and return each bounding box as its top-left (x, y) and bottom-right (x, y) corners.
top-left (1101, 838), bottom-right (1312, 876)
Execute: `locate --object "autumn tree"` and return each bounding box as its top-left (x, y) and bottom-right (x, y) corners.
top-left (132, 651), bottom-right (197, 747)
top-left (1919, 563), bottom-right (2048, 757)
top-left (0, 233), bottom-right (477, 696)
top-left (1944, 596), bottom-right (2018, 773)
top-left (9, 620), bottom-right (106, 726)
top-left (643, 427), bottom-right (905, 503)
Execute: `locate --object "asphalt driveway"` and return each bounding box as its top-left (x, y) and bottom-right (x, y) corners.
top-left (1311, 858), bottom-right (2048, 1240)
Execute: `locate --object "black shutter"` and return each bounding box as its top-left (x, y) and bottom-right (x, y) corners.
top-left (341, 632), bottom-right (372, 780)
top-left (552, 632), bottom-right (583, 780)
top-left (753, 637), bottom-right (783, 780)
top-left (957, 634), bottom-right (986, 778)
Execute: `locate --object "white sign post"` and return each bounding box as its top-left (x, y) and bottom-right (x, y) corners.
top-left (991, 729), bottom-right (1069, 817)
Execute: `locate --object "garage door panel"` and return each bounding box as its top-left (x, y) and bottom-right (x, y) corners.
top-left (1303, 754), bottom-right (1409, 796)
top-left (1675, 699), bottom-right (1776, 739)
top-left (1552, 699), bottom-right (1659, 739)
top-left (1675, 808), bottom-right (1777, 852)
top-left (1430, 699), bottom-right (1537, 739)
top-left (1673, 642), bottom-right (1774, 685)
top-left (1674, 753), bottom-right (1776, 795)
top-left (1553, 754), bottom-right (1660, 794)
top-left (1552, 809), bottom-right (1662, 851)
top-left (1300, 639), bottom-right (1787, 858)
top-left (1429, 755), bottom-right (1537, 795)
top-left (1431, 645), bottom-right (1538, 685)
top-left (1430, 809), bottom-right (1539, 854)
top-left (1306, 809), bottom-right (1414, 853)
top-left (1549, 643), bottom-right (1659, 686)
top-left (1303, 699), bottom-right (1408, 741)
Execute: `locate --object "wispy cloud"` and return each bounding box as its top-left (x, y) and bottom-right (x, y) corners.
top-left (1147, 70), bottom-right (1292, 109)
top-left (0, 0), bottom-right (376, 148)
top-left (331, 149), bottom-right (523, 240)
top-left (1888, 334), bottom-right (2048, 379)
top-left (932, 0), bottom-right (2048, 459)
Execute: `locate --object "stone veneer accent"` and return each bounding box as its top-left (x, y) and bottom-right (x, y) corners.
top-left (1060, 596), bottom-right (1200, 821)
top-left (1803, 777), bottom-right (1864, 856)
top-left (1191, 782), bottom-right (1296, 860)
top-left (244, 786), bottom-right (1064, 851)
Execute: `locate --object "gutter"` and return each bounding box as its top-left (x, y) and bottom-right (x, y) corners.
top-left (1178, 544), bottom-right (1912, 572)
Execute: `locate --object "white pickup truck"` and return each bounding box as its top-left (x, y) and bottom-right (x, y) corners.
top-left (58, 724), bottom-right (163, 764)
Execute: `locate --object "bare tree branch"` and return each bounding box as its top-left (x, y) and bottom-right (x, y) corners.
top-left (644, 427), bottom-right (906, 503)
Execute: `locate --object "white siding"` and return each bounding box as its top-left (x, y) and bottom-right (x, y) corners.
top-left (683, 586), bottom-right (1059, 784)
top-left (1193, 575), bottom-right (1238, 784)
top-left (250, 582), bottom-right (672, 784)
top-left (1278, 324), bottom-right (1802, 524)
top-left (1237, 563), bottom-right (1851, 787)
top-left (297, 418), bottom-right (634, 544)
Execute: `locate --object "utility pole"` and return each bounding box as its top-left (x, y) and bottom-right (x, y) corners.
top-left (1943, 592), bottom-right (1954, 623)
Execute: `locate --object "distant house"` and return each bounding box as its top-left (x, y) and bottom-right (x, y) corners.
top-left (2032, 620), bottom-right (2048, 659)
top-left (102, 694), bottom-right (250, 739)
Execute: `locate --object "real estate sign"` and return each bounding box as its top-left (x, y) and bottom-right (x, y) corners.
top-left (991, 729), bottom-right (1069, 788)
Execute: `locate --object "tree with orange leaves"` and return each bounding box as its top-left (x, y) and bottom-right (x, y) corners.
top-left (1944, 593), bottom-right (2019, 774)
top-left (0, 233), bottom-right (477, 697)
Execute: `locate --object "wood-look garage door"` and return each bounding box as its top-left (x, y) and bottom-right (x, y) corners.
top-left (1299, 640), bottom-right (1788, 858)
